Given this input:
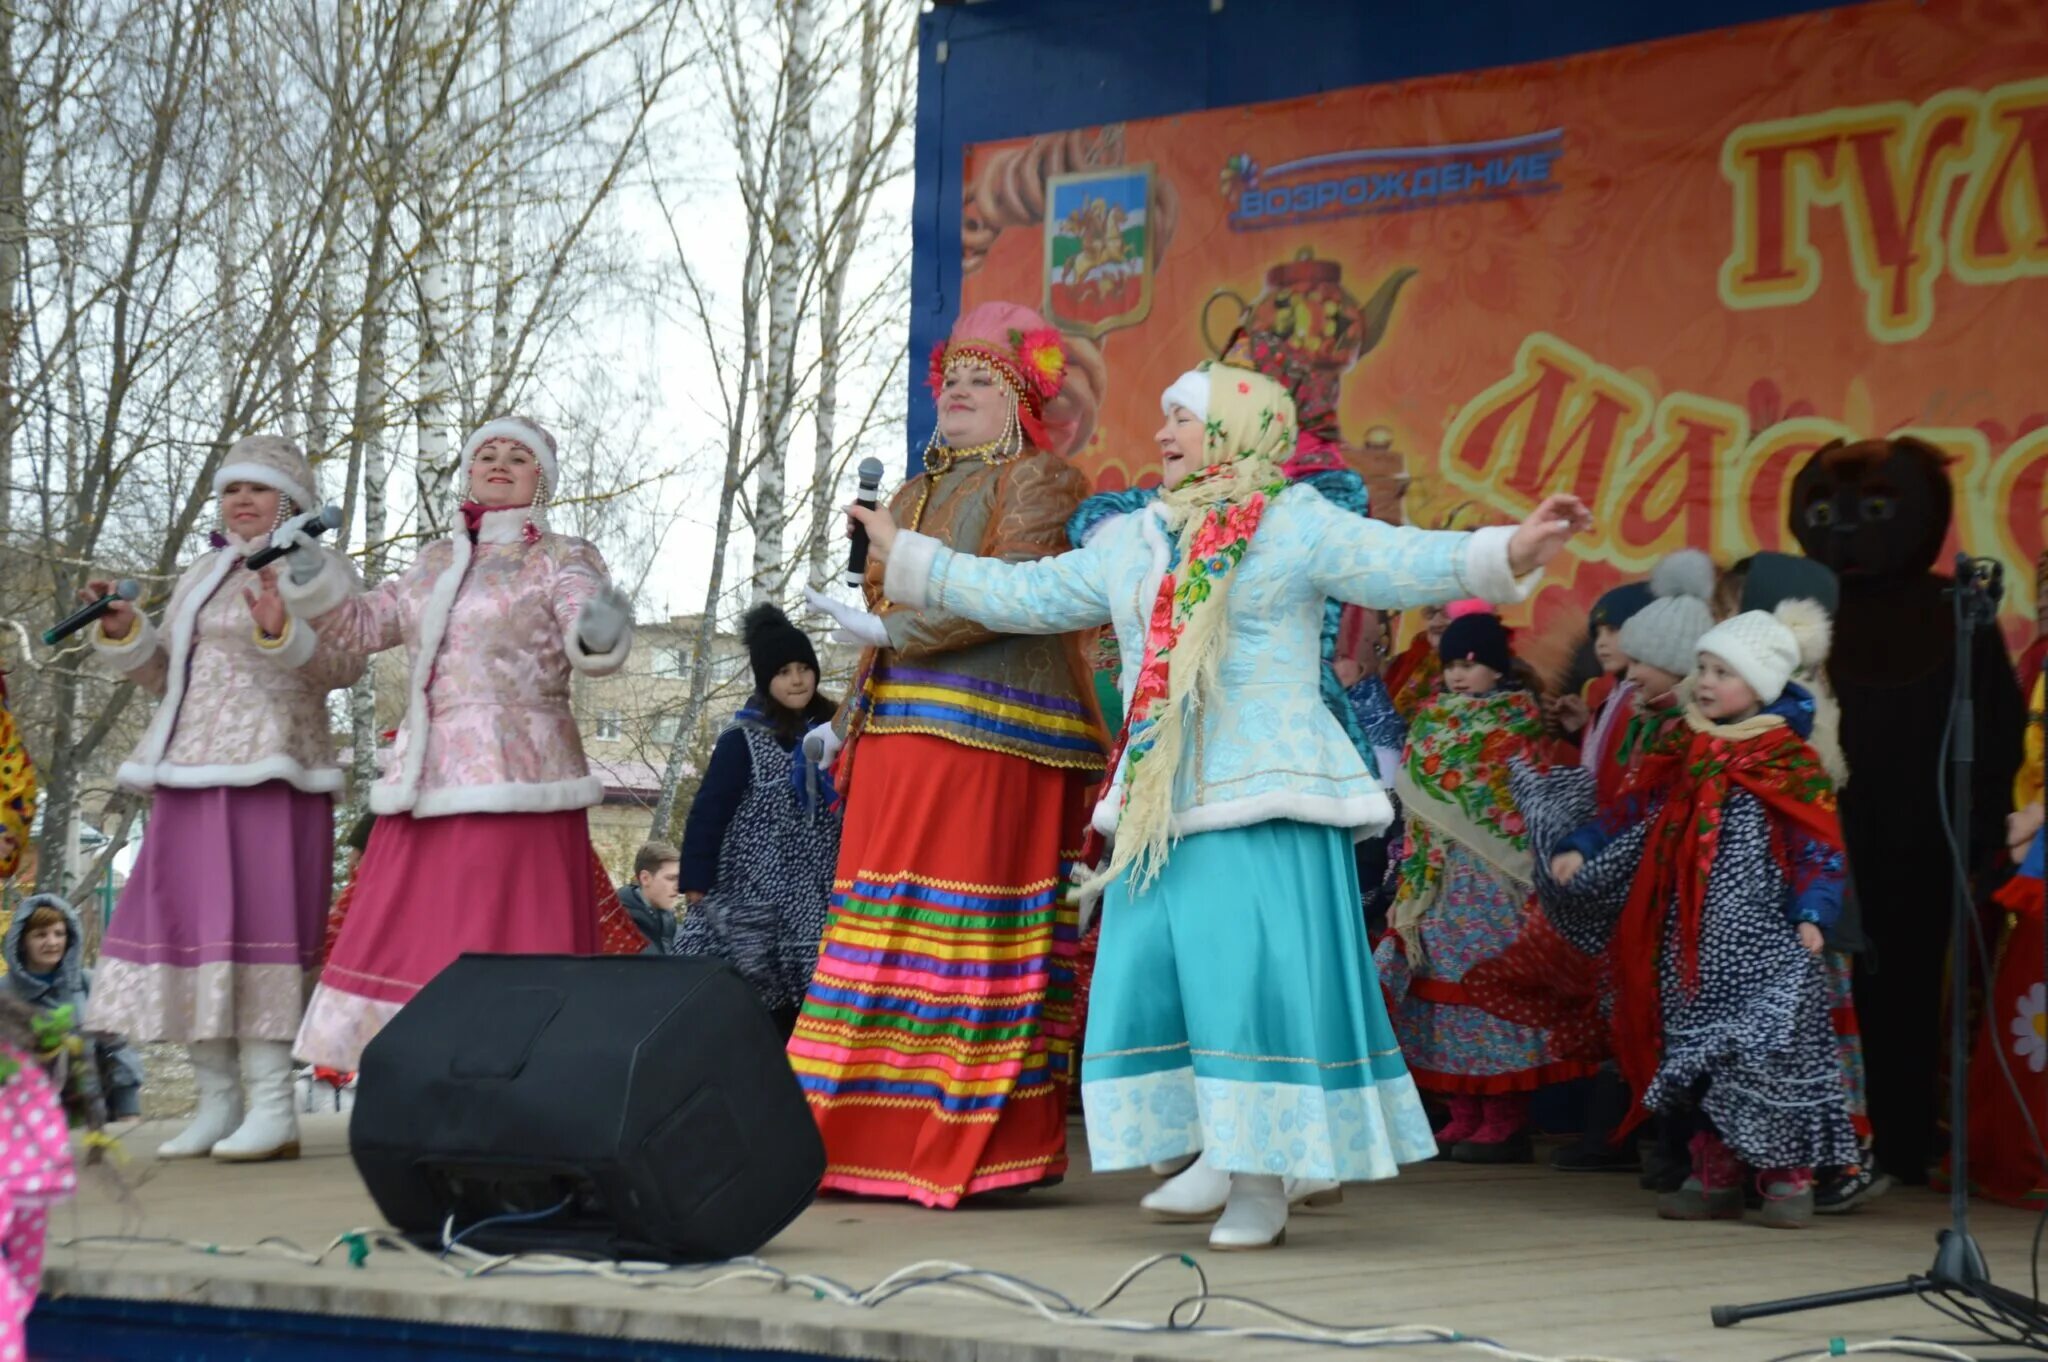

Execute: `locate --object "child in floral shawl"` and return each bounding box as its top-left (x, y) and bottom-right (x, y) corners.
top-left (1375, 611), bottom-right (1592, 1163)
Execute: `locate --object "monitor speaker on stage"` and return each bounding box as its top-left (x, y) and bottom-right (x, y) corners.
top-left (349, 954), bottom-right (823, 1263)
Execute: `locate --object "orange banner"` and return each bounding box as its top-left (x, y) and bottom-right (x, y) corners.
top-left (959, 0), bottom-right (2048, 647)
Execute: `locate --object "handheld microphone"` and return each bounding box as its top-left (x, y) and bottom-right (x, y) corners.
top-left (244, 504), bottom-right (345, 572)
top-left (45, 579), bottom-right (141, 646)
top-left (844, 457), bottom-right (887, 588)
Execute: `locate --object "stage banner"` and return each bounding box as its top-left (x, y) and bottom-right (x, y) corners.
top-left (957, 0), bottom-right (2048, 646)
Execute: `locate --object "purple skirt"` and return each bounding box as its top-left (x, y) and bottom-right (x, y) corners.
top-left (85, 782), bottom-right (333, 1043)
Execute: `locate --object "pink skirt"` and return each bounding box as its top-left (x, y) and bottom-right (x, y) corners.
top-left (88, 782), bottom-right (333, 1043)
top-left (295, 809), bottom-right (638, 1069)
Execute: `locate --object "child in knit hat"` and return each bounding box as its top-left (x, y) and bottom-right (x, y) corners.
top-left (1470, 550), bottom-right (1716, 1177)
top-left (675, 605), bottom-right (842, 1036)
top-left (1537, 601), bottom-right (1857, 1227)
top-left (1375, 611), bottom-right (1592, 1163)
top-left (1588, 550), bottom-right (1716, 804)
top-left (1720, 554), bottom-right (1884, 1214)
top-left (1550, 579), bottom-right (1653, 747)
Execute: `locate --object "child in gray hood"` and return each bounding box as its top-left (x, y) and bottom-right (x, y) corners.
top-left (5, 895), bottom-right (143, 1118)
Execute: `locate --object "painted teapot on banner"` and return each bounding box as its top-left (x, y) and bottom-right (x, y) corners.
top-left (1200, 248), bottom-right (1415, 379)
top-left (1203, 247), bottom-right (1414, 514)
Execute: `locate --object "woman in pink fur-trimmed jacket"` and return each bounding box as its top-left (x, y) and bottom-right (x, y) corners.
top-left (282, 416), bottom-right (648, 1072)
top-left (87, 434), bottom-right (366, 1166)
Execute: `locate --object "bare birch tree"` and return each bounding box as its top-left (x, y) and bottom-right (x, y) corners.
top-left (0, 0), bottom-right (696, 887)
top-left (644, 0), bottom-right (913, 840)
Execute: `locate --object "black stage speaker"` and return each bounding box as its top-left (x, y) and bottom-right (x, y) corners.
top-left (349, 954), bottom-right (823, 1262)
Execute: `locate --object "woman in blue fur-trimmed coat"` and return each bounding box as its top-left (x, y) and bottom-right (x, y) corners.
top-left (851, 366), bottom-right (1588, 1250)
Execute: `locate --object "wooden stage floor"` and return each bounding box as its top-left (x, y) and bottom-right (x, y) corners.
top-left (36, 1114), bottom-right (2048, 1361)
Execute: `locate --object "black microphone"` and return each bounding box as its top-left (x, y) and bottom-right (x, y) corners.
top-left (844, 457), bottom-right (886, 588)
top-left (244, 504), bottom-right (345, 572)
top-left (45, 579), bottom-right (141, 646)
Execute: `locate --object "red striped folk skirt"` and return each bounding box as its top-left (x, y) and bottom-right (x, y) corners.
top-left (787, 732), bottom-right (1089, 1208)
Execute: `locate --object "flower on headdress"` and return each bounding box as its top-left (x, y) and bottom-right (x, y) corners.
top-left (1009, 327), bottom-right (1068, 402)
top-left (925, 338), bottom-right (951, 398)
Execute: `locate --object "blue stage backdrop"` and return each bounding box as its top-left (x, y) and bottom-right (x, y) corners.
top-left (908, 0), bottom-right (1867, 468)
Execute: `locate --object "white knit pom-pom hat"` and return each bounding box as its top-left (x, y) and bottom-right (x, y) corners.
top-left (1696, 603), bottom-right (1810, 705)
top-left (460, 416), bottom-right (558, 492)
top-left (1618, 547), bottom-right (1716, 676)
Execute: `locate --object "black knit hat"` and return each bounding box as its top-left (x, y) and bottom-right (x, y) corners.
top-left (1738, 550), bottom-right (1839, 617)
top-left (1588, 580), bottom-right (1653, 632)
top-left (1438, 611), bottom-right (1512, 675)
top-left (741, 604), bottom-right (820, 696)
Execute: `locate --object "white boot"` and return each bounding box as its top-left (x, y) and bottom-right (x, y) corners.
top-left (211, 1040), bottom-right (301, 1162)
top-left (1286, 1177), bottom-right (1342, 1209)
top-left (156, 1040), bottom-right (242, 1160)
top-left (1139, 1149), bottom-right (1231, 1222)
top-left (1210, 1173), bottom-right (1288, 1251)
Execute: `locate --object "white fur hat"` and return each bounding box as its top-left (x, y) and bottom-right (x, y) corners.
top-left (1696, 601), bottom-right (1822, 706)
top-left (460, 416), bottom-right (559, 492)
top-left (1160, 369), bottom-right (1211, 422)
top-left (213, 434), bottom-right (318, 513)
top-left (1618, 548), bottom-right (1716, 677)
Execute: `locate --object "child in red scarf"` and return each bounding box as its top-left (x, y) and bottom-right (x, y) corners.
top-left (1546, 602), bottom-right (1857, 1227)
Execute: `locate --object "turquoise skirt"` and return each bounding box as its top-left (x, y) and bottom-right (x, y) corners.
top-left (1081, 820), bottom-right (1437, 1181)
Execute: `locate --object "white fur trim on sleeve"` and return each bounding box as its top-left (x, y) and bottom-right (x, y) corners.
top-left (92, 613), bottom-right (160, 672)
top-left (254, 615), bottom-right (318, 669)
top-left (1462, 525), bottom-right (1541, 604)
top-left (884, 530), bottom-right (944, 609)
top-left (277, 549), bottom-right (355, 619)
top-left (565, 612), bottom-right (633, 676)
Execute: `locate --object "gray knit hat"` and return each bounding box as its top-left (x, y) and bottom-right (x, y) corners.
top-left (1618, 548), bottom-right (1716, 676)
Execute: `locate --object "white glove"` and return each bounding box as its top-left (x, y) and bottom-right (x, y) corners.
top-left (804, 721), bottom-right (842, 769)
top-left (804, 586), bottom-right (890, 649)
top-left (276, 511), bottom-right (327, 585)
top-left (575, 584), bottom-right (633, 655)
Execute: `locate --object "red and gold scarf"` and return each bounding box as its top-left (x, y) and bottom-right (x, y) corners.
top-left (1609, 708), bottom-right (1842, 1119)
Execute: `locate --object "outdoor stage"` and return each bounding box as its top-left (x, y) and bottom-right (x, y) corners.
top-left (27, 1115), bottom-right (2046, 1361)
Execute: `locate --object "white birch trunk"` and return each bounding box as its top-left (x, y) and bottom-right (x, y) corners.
top-left (413, 0), bottom-right (459, 534)
top-left (806, 0), bottom-right (885, 590)
top-left (488, 0), bottom-right (517, 393)
top-left (749, 0), bottom-right (813, 605)
top-left (0, 0), bottom-right (24, 538)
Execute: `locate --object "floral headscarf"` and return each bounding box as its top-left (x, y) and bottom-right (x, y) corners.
top-left (1103, 365), bottom-right (1296, 892)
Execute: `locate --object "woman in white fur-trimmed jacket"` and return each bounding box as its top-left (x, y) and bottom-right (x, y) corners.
top-left (86, 435), bottom-right (365, 1165)
top-left (282, 415), bottom-right (648, 1074)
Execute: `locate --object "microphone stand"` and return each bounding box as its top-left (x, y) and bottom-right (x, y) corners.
top-left (1712, 554), bottom-right (2046, 1340)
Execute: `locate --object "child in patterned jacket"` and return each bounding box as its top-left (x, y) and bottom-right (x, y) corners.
top-left (1375, 610), bottom-right (1592, 1164)
top-left (675, 605), bottom-right (841, 1035)
top-left (1541, 602), bottom-right (1858, 1228)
